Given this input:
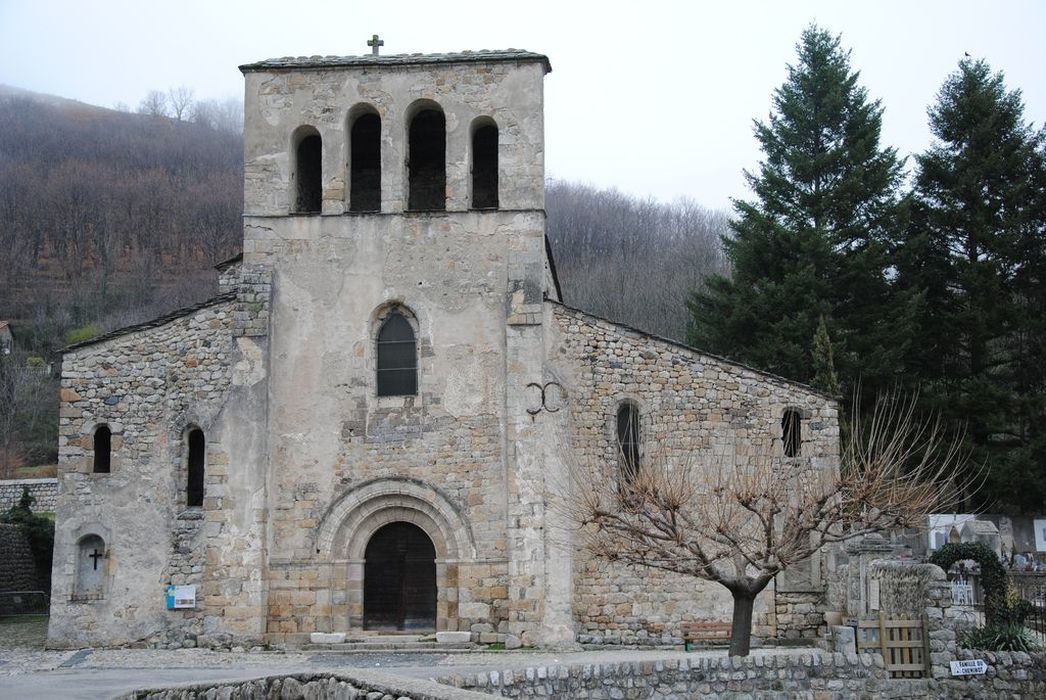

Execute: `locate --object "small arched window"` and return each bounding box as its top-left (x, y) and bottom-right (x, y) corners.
top-left (471, 121), bottom-right (498, 209)
top-left (782, 409), bottom-right (802, 458)
top-left (186, 428), bottom-right (205, 507)
top-left (350, 111), bottom-right (381, 212)
top-left (617, 402), bottom-right (640, 484)
top-left (293, 128), bottom-right (322, 213)
top-left (377, 310), bottom-right (417, 397)
top-left (93, 426), bottom-right (111, 474)
top-left (408, 108), bottom-right (446, 211)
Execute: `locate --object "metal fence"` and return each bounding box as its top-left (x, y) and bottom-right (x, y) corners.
top-left (1009, 572), bottom-right (1046, 643)
top-left (0, 590), bottom-right (49, 616)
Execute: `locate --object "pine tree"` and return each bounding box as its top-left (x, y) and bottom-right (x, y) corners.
top-left (904, 59), bottom-right (1046, 511)
top-left (688, 25), bottom-right (904, 397)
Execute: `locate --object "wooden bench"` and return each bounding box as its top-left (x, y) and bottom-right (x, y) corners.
top-left (681, 621), bottom-right (732, 650)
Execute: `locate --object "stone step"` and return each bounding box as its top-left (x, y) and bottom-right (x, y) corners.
top-left (305, 640), bottom-right (475, 651)
top-left (307, 631), bottom-right (476, 649)
top-left (304, 631), bottom-right (479, 651)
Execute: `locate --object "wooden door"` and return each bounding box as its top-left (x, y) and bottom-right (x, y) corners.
top-left (363, 522), bottom-right (437, 631)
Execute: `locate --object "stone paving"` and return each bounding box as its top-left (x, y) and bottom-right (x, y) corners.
top-left (0, 618), bottom-right (820, 699)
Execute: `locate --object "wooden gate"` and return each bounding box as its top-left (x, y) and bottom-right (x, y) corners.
top-left (855, 614), bottom-right (930, 678)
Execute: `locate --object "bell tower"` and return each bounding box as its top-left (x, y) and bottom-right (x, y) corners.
top-left (236, 47), bottom-right (573, 646)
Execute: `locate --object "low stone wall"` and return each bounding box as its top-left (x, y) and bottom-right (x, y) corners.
top-left (116, 670), bottom-right (494, 700)
top-left (441, 651), bottom-right (1046, 699)
top-left (109, 650), bottom-right (1046, 700)
top-left (0, 478), bottom-right (58, 512)
top-left (442, 654), bottom-right (896, 698)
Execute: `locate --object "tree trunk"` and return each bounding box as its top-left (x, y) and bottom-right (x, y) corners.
top-left (728, 589), bottom-right (757, 657)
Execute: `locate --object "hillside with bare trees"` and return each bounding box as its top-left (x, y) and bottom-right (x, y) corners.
top-left (546, 181), bottom-right (729, 340)
top-left (0, 87), bottom-right (728, 473)
top-left (0, 88), bottom-right (243, 355)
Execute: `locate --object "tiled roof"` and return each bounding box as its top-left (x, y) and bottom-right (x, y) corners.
top-left (240, 49), bottom-right (551, 74)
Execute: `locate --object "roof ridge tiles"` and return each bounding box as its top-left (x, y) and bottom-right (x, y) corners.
top-left (239, 49), bottom-right (551, 74)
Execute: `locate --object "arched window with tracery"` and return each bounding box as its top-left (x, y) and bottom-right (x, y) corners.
top-left (377, 310), bottom-right (417, 397)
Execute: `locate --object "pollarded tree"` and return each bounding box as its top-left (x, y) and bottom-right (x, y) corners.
top-left (688, 25), bottom-right (907, 398)
top-left (564, 392), bottom-right (969, 657)
top-left (901, 59), bottom-right (1046, 511)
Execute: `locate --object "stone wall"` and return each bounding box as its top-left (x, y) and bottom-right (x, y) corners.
top-left (114, 653), bottom-right (1046, 700)
top-left (48, 295), bottom-right (271, 648)
top-left (117, 670), bottom-right (495, 700)
top-left (774, 590), bottom-right (827, 640)
top-left (550, 304), bottom-right (840, 642)
top-left (0, 478), bottom-right (58, 512)
top-left (0, 523), bottom-right (38, 592)
top-left (443, 651), bottom-right (1046, 699)
top-left (833, 555), bottom-right (1046, 697)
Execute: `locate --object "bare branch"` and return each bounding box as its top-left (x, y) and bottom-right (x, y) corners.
top-left (559, 390), bottom-right (975, 656)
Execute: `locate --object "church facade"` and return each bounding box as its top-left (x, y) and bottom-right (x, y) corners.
top-left (47, 50), bottom-right (839, 649)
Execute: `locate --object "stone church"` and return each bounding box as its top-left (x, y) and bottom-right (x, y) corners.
top-left (47, 48), bottom-right (839, 649)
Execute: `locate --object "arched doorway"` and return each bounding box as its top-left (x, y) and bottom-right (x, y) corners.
top-left (363, 521), bottom-right (436, 631)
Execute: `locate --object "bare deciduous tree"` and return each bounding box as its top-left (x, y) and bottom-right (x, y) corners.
top-left (137, 90), bottom-right (169, 118)
top-left (167, 86), bottom-right (195, 122)
top-left (564, 392), bottom-right (972, 656)
top-left (0, 350), bottom-right (56, 478)
top-left (192, 96), bottom-right (244, 134)
top-left (545, 180), bottom-right (730, 342)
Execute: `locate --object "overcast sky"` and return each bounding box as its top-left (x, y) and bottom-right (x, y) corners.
top-left (1, 0), bottom-right (1043, 211)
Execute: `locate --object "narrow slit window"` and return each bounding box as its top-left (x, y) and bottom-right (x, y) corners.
top-left (377, 311), bottom-right (417, 396)
top-left (617, 403), bottom-right (640, 484)
top-left (93, 426), bottom-right (111, 474)
top-left (782, 409), bottom-right (801, 458)
top-left (295, 132), bottom-right (322, 213)
top-left (186, 428), bottom-right (205, 507)
top-left (408, 109), bottom-right (446, 211)
top-left (471, 123), bottom-right (498, 209)
top-left (350, 113), bottom-right (381, 212)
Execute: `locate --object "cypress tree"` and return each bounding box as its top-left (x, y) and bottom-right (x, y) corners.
top-left (688, 25), bottom-right (905, 398)
top-left (812, 315), bottom-right (840, 397)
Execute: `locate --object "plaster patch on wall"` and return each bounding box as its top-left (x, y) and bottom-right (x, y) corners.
top-left (233, 338), bottom-right (266, 386)
top-left (443, 351), bottom-right (495, 418)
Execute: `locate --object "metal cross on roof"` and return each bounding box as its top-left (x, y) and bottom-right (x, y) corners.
top-left (368, 34), bottom-right (384, 56)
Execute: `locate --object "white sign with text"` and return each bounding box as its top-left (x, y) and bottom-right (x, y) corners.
top-left (949, 659), bottom-right (987, 676)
